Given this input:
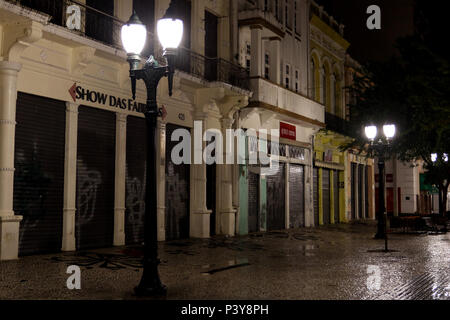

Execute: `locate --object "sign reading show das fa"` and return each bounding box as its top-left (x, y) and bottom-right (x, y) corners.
top-left (69, 83), bottom-right (146, 113)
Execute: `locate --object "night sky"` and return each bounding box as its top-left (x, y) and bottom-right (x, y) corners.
top-left (315, 0), bottom-right (416, 63)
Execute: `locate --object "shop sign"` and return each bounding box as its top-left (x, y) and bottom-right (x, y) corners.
top-left (69, 83), bottom-right (146, 113)
top-left (280, 122), bottom-right (296, 140)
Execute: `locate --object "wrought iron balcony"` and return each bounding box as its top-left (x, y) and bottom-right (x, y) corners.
top-left (172, 47), bottom-right (250, 91)
top-left (8, 0), bottom-right (126, 49)
top-left (325, 112), bottom-right (351, 136)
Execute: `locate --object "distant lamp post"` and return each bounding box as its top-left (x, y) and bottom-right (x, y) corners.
top-left (364, 123), bottom-right (396, 251)
top-left (121, 1), bottom-right (183, 297)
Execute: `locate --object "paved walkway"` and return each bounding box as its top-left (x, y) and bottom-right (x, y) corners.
top-left (0, 221), bottom-right (449, 300)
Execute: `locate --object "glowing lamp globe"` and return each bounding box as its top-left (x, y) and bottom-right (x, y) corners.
top-left (365, 125), bottom-right (377, 141)
top-left (383, 124), bottom-right (396, 139)
top-left (157, 18), bottom-right (183, 50)
top-left (121, 12), bottom-right (147, 55)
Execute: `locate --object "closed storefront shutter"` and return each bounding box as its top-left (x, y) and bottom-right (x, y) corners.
top-left (334, 170), bottom-right (340, 223)
top-left (125, 116), bottom-right (146, 245)
top-left (289, 164), bottom-right (304, 228)
top-left (313, 167), bottom-right (319, 226)
top-left (322, 169), bottom-right (331, 224)
top-left (14, 93), bottom-right (65, 256)
top-left (76, 106), bottom-right (115, 250)
top-left (248, 170), bottom-right (259, 233)
top-left (165, 123), bottom-right (190, 240)
top-left (266, 163), bottom-right (285, 231)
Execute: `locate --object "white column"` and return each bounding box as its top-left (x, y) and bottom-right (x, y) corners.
top-left (269, 37), bottom-right (281, 84)
top-left (219, 117), bottom-right (236, 236)
top-left (250, 25), bottom-right (263, 78)
top-left (157, 120), bottom-right (166, 241)
top-left (191, 112), bottom-right (211, 238)
top-left (62, 102), bottom-right (79, 251)
top-left (113, 113), bottom-right (127, 246)
top-left (0, 61), bottom-right (23, 260)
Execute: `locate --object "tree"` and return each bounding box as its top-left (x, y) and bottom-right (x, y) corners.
top-left (343, 35), bottom-right (450, 215)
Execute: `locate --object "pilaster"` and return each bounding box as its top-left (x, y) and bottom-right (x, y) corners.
top-left (0, 61), bottom-right (22, 260)
top-left (113, 113), bottom-right (127, 246)
top-left (62, 102), bottom-right (79, 251)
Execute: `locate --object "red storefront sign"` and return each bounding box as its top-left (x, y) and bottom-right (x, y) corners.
top-left (280, 122), bottom-right (296, 140)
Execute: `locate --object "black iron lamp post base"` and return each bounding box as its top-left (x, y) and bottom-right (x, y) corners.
top-left (134, 284), bottom-right (167, 297)
top-left (373, 233), bottom-right (385, 239)
top-left (134, 259), bottom-right (167, 297)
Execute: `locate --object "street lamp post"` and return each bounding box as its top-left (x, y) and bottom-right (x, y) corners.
top-left (365, 124), bottom-right (396, 251)
top-left (121, 2), bottom-right (183, 297)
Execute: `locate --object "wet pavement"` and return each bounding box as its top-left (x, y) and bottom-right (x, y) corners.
top-left (0, 221), bottom-right (449, 300)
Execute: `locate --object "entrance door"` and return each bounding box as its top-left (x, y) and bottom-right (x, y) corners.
top-left (76, 106), bottom-right (115, 250)
top-left (313, 168), bottom-right (319, 226)
top-left (266, 163), bottom-right (286, 231)
top-left (165, 124), bottom-right (190, 240)
top-left (289, 164), bottom-right (305, 228)
top-left (14, 93), bottom-right (65, 256)
top-left (358, 164), bottom-right (364, 219)
top-left (248, 171), bottom-right (260, 233)
top-left (207, 163), bottom-right (216, 236)
top-left (334, 170), bottom-right (340, 223)
top-left (351, 163), bottom-right (357, 220)
top-left (322, 169), bottom-right (331, 224)
top-left (125, 116), bottom-right (146, 245)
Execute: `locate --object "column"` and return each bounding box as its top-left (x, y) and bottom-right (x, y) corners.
top-left (113, 113), bottom-right (127, 246)
top-left (269, 37), bottom-right (281, 84)
top-left (250, 25), bottom-right (263, 78)
top-left (219, 117), bottom-right (236, 236)
top-left (191, 113), bottom-right (211, 238)
top-left (0, 61), bottom-right (23, 260)
top-left (62, 102), bottom-right (79, 251)
top-left (156, 120), bottom-right (166, 241)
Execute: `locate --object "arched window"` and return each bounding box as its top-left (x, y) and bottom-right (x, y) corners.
top-left (334, 73), bottom-right (341, 117)
top-left (321, 68), bottom-right (327, 105)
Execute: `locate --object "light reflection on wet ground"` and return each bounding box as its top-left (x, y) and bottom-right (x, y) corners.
top-left (0, 221), bottom-right (448, 300)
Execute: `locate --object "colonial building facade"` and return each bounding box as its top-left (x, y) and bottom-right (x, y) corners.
top-left (309, 1), bottom-right (375, 224)
top-left (0, 0), bottom-right (374, 260)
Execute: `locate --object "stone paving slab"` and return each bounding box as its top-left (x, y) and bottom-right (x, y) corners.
top-left (0, 221), bottom-right (449, 300)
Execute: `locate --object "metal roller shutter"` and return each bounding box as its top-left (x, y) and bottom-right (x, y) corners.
top-left (334, 170), bottom-right (340, 223)
top-left (351, 163), bottom-right (357, 220)
top-left (165, 123), bottom-right (190, 240)
top-left (322, 169), bottom-right (331, 224)
top-left (125, 116), bottom-right (146, 245)
top-left (266, 163), bottom-right (285, 231)
top-left (313, 168), bottom-right (319, 226)
top-left (248, 170), bottom-right (259, 233)
top-left (76, 106), bottom-right (115, 250)
top-left (14, 92), bottom-right (65, 256)
top-left (289, 164), bottom-right (304, 228)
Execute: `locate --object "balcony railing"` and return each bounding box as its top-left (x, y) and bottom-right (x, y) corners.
top-left (172, 47), bottom-right (250, 91)
top-left (325, 112), bottom-right (350, 136)
top-left (9, 0), bottom-right (125, 49)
